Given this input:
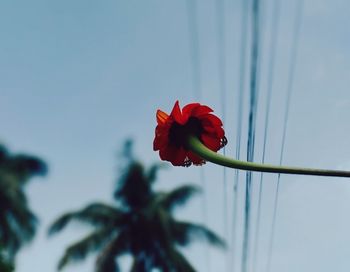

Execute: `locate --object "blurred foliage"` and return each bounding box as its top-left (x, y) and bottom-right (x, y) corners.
top-left (49, 140), bottom-right (225, 271)
top-left (0, 144), bottom-right (47, 261)
top-left (0, 245), bottom-right (14, 272)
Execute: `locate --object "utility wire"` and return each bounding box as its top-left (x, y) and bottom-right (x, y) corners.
top-left (186, 1), bottom-right (210, 272)
top-left (215, 1), bottom-right (230, 271)
top-left (186, 0), bottom-right (202, 101)
top-left (215, 0), bottom-right (228, 246)
top-left (242, 0), bottom-right (261, 271)
top-left (265, 1), bottom-right (304, 271)
top-left (200, 167), bottom-right (210, 272)
top-left (251, 0), bottom-right (281, 271)
top-left (231, 0), bottom-right (250, 270)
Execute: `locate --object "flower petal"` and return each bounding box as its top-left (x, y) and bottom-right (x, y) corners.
top-left (170, 100), bottom-right (185, 125)
top-left (192, 105), bottom-right (213, 117)
top-left (182, 103), bottom-right (200, 115)
top-left (187, 151), bottom-right (205, 165)
top-left (201, 117), bottom-right (224, 138)
top-left (153, 127), bottom-right (168, 150)
top-left (171, 147), bottom-right (188, 166)
top-left (201, 133), bottom-right (221, 151)
top-left (204, 126), bottom-right (225, 139)
top-left (156, 110), bottom-right (169, 125)
top-left (204, 114), bottom-right (223, 126)
top-left (160, 145), bottom-right (187, 166)
top-left (182, 103), bottom-right (201, 123)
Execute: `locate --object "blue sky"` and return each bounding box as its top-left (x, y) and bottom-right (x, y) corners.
top-left (1, 0), bottom-right (350, 271)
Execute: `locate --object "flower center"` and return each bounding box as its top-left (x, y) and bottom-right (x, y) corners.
top-left (168, 117), bottom-right (203, 148)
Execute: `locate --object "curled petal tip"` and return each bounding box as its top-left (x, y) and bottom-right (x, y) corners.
top-left (156, 110), bottom-right (169, 125)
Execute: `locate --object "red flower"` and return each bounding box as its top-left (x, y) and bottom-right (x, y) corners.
top-left (153, 101), bottom-right (227, 166)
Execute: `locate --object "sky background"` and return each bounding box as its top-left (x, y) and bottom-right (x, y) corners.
top-left (1, 0), bottom-right (350, 271)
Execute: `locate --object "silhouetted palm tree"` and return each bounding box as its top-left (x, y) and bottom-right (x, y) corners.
top-left (49, 141), bottom-right (225, 271)
top-left (0, 144), bottom-right (47, 260)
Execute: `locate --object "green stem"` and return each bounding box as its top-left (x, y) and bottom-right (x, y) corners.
top-left (186, 135), bottom-right (350, 178)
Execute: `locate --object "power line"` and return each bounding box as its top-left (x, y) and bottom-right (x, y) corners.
top-left (231, 0), bottom-right (250, 270)
top-left (242, 0), bottom-right (261, 271)
top-left (186, 0), bottom-right (202, 101)
top-left (251, 0), bottom-right (281, 271)
top-left (265, 1), bottom-right (304, 271)
top-left (185, 2), bottom-right (210, 272)
top-left (200, 167), bottom-right (211, 272)
top-left (215, 0), bottom-right (228, 246)
top-left (216, 0), bottom-right (227, 122)
top-left (214, 2), bottom-right (231, 271)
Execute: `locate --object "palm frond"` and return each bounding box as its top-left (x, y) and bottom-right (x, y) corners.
top-left (6, 155), bottom-right (47, 185)
top-left (159, 185), bottom-right (200, 212)
top-left (48, 203), bottom-right (124, 236)
top-left (0, 214), bottom-right (21, 259)
top-left (13, 155), bottom-right (47, 175)
top-left (79, 203), bottom-right (124, 225)
top-left (172, 221), bottom-right (226, 249)
top-left (0, 183), bottom-right (37, 258)
top-left (130, 254), bottom-right (148, 272)
top-left (147, 163), bottom-right (167, 184)
top-left (0, 247), bottom-right (14, 272)
top-left (120, 139), bottom-right (134, 161)
top-left (167, 248), bottom-right (196, 272)
top-left (0, 144), bottom-right (46, 260)
top-left (5, 187), bottom-right (37, 240)
top-left (6, 207), bottom-right (37, 243)
top-left (0, 145), bottom-right (8, 163)
top-left (57, 228), bottom-right (114, 270)
top-left (48, 213), bottom-right (73, 236)
top-left (114, 162), bottom-right (151, 208)
top-left (96, 231), bottom-right (129, 272)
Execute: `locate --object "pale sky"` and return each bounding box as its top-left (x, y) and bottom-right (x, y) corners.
top-left (1, 0), bottom-right (350, 272)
